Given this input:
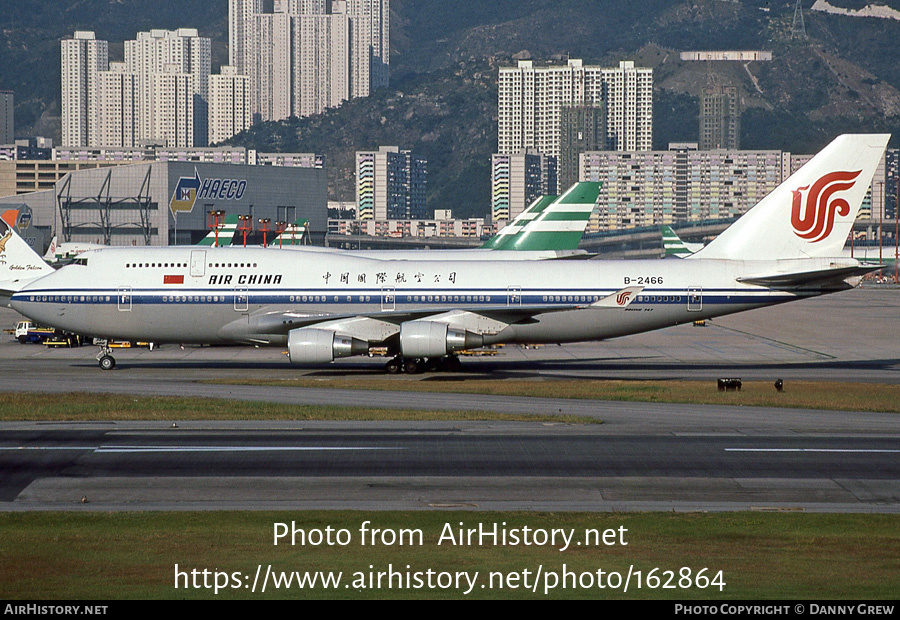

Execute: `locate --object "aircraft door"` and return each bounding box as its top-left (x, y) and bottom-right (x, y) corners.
top-left (381, 287), bottom-right (395, 311)
top-left (190, 250), bottom-right (206, 277)
top-left (117, 287), bottom-right (132, 312)
top-left (688, 287), bottom-right (702, 312)
top-left (507, 286), bottom-right (522, 306)
top-left (234, 287), bottom-right (249, 312)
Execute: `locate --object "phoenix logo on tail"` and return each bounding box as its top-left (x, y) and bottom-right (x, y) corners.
top-left (616, 291), bottom-right (633, 306)
top-left (0, 219), bottom-right (11, 258)
top-left (790, 170), bottom-right (862, 243)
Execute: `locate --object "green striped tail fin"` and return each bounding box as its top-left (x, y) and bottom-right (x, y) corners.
top-left (499, 182), bottom-right (600, 251)
top-left (197, 214), bottom-right (239, 246)
top-left (274, 218), bottom-right (309, 246)
top-left (662, 226), bottom-right (703, 257)
top-left (482, 195), bottom-right (557, 250)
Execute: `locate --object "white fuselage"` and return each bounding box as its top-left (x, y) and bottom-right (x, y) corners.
top-left (9, 246), bottom-right (833, 348)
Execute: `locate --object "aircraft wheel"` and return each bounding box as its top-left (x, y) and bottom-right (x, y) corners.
top-left (99, 355), bottom-right (116, 371)
top-left (385, 357), bottom-right (402, 374)
top-left (403, 358), bottom-right (422, 374)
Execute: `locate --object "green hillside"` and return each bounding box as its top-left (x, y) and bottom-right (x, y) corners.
top-left (0, 0), bottom-right (226, 135)
top-left (2, 0), bottom-right (899, 216)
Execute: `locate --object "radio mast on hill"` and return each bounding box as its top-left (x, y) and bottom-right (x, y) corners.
top-left (792, 0), bottom-right (808, 39)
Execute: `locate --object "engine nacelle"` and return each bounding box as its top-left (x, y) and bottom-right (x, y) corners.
top-left (287, 328), bottom-right (368, 364)
top-left (399, 321), bottom-right (484, 358)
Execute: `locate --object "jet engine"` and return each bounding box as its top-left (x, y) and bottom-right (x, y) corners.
top-left (399, 321), bottom-right (484, 358)
top-left (287, 328), bottom-right (368, 364)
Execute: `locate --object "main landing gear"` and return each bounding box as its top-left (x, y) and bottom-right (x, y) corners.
top-left (384, 355), bottom-right (462, 374)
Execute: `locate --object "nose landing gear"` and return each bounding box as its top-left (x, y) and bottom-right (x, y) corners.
top-left (96, 343), bottom-right (116, 370)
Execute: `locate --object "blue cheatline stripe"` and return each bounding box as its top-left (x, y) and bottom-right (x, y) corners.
top-left (17, 286), bottom-right (800, 296)
top-left (15, 288), bottom-right (800, 307)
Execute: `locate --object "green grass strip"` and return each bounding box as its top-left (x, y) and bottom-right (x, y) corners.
top-left (204, 377), bottom-right (900, 413)
top-left (1, 511), bottom-right (897, 599)
top-left (0, 392), bottom-right (597, 424)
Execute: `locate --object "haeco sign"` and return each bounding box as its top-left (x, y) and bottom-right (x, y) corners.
top-left (170, 167), bottom-right (248, 214)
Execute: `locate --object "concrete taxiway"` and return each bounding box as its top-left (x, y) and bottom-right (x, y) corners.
top-left (1, 286), bottom-right (898, 512)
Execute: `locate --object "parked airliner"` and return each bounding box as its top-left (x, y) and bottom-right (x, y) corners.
top-left (280, 181), bottom-right (600, 260)
top-left (5, 134), bottom-right (889, 373)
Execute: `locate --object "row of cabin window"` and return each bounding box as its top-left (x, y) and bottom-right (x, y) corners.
top-left (543, 295), bottom-right (600, 302)
top-left (29, 295), bottom-right (110, 303)
top-left (407, 295), bottom-right (491, 303)
top-left (158, 295), bottom-right (499, 304)
top-left (30, 293), bottom-right (686, 305)
top-left (638, 296), bottom-right (682, 302)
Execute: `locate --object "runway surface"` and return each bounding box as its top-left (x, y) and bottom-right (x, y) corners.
top-left (1, 286), bottom-right (899, 513)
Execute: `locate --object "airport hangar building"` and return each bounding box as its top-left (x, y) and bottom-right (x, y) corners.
top-left (0, 161), bottom-right (327, 249)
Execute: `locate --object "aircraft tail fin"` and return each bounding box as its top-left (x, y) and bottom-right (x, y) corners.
top-left (691, 134), bottom-right (890, 261)
top-left (0, 217), bottom-right (54, 289)
top-left (498, 182), bottom-right (600, 252)
top-left (661, 226), bottom-right (703, 258)
top-left (482, 195), bottom-right (557, 250)
top-left (197, 214), bottom-right (240, 246)
top-left (274, 218), bottom-right (309, 246)
top-left (43, 236), bottom-right (59, 260)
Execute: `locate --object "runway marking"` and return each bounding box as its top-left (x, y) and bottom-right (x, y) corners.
top-left (1, 446), bottom-right (100, 451)
top-left (97, 446), bottom-right (403, 453)
top-left (1, 445), bottom-right (404, 453)
top-left (710, 325), bottom-right (836, 359)
top-left (725, 448), bottom-right (900, 453)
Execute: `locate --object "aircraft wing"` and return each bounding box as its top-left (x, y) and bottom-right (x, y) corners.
top-left (736, 265), bottom-right (882, 289)
top-left (219, 286), bottom-right (643, 345)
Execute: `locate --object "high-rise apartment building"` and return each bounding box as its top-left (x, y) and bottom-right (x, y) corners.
top-left (559, 103), bottom-right (605, 195)
top-left (125, 28), bottom-right (211, 147)
top-left (230, 0), bottom-right (332, 74)
top-left (356, 146), bottom-right (426, 220)
top-left (235, 0), bottom-right (387, 123)
top-left (887, 148), bottom-right (899, 222)
top-left (209, 66), bottom-right (251, 145)
top-left (151, 66), bottom-right (196, 148)
top-left (249, 2), bottom-right (352, 122)
top-left (498, 59), bottom-right (653, 190)
top-left (62, 29), bottom-right (211, 148)
top-left (61, 31), bottom-right (108, 147)
top-left (294, 7), bottom-right (351, 117)
top-left (491, 150), bottom-right (557, 222)
top-left (580, 146), bottom-right (786, 230)
top-left (95, 63), bottom-right (138, 147)
top-left (700, 81), bottom-right (740, 150)
top-left (229, 0), bottom-right (265, 76)
top-left (0, 91), bottom-right (13, 143)
top-left (346, 0), bottom-right (390, 96)
top-left (250, 7), bottom-right (295, 122)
